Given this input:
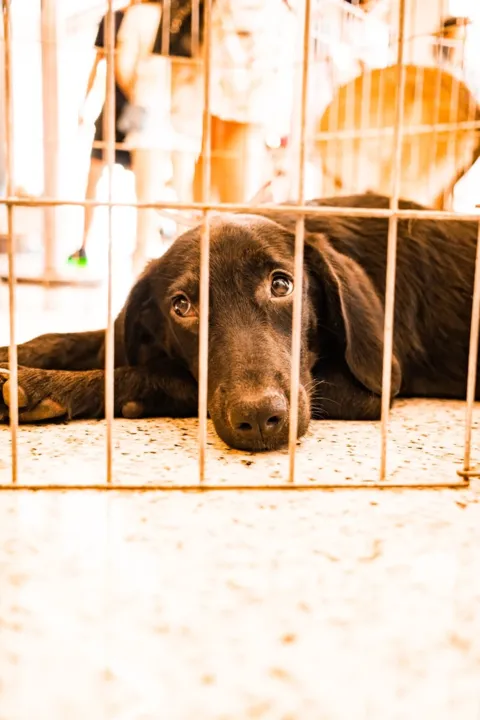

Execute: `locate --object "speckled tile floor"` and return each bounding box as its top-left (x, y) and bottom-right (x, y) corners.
top-left (1, 283), bottom-right (480, 719)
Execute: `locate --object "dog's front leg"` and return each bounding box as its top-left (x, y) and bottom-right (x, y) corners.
top-left (0, 330), bottom-right (107, 370)
top-left (0, 363), bottom-right (198, 422)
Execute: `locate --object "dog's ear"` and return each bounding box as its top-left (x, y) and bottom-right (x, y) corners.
top-left (305, 233), bottom-right (402, 397)
top-left (123, 271), bottom-right (165, 366)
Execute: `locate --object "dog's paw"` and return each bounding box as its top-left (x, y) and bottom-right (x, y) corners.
top-left (121, 400), bottom-right (146, 419)
top-left (0, 365), bottom-right (67, 423)
top-left (0, 371), bottom-right (7, 422)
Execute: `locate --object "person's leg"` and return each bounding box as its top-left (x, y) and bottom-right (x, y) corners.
top-left (81, 155), bottom-right (106, 250)
top-left (225, 120), bottom-right (267, 204)
top-left (170, 59), bottom-right (203, 207)
top-left (132, 147), bottom-right (171, 276)
top-left (0, 138), bottom-right (5, 197)
top-left (171, 149), bottom-right (196, 204)
top-left (194, 116), bottom-right (267, 204)
top-left (68, 155), bottom-right (105, 263)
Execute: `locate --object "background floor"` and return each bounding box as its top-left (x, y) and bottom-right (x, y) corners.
top-left (1, 283), bottom-right (480, 719)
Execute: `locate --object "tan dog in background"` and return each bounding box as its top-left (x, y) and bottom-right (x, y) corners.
top-left (315, 65), bottom-right (480, 209)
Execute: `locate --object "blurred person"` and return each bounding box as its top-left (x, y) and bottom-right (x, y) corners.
top-left (431, 16), bottom-right (480, 101)
top-left (193, 0), bottom-right (297, 205)
top-left (0, 125), bottom-right (4, 199)
top-left (432, 16), bottom-right (471, 68)
top-left (115, 0), bottom-right (204, 275)
top-left (68, 1), bottom-right (141, 268)
top-left (118, 0), bottom-right (298, 273)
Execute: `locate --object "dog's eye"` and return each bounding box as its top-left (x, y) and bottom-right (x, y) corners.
top-left (270, 272), bottom-right (294, 298)
top-left (172, 294), bottom-right (192, 318)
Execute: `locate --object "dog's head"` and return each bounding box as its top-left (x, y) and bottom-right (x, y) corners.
top-left (123, 213), bottom-right (401, 450)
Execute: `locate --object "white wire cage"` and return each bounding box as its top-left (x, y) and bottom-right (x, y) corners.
top-left (0, 0), bottom-right (480, 491)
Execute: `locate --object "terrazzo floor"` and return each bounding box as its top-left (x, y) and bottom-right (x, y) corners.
top-left (1, 282), bottom-right (480, 719)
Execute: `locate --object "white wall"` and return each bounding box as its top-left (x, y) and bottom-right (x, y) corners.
top-left (387, 0), bottom-right (445, 66)
top-left (0, 0), bottom-right (43, 194)
top-left (0, 0), bottom-right (104, 196)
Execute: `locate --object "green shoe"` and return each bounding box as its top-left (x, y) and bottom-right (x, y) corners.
top-left (67, 248), bottom-right (88, 267)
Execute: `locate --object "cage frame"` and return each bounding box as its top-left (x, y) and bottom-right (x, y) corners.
top-left (0, 0), bottom-right (479, 492)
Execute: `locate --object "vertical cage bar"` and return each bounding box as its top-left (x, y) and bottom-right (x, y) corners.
top-left (358, 69), bottom-right (372, 193)
top-left (406, 2), bottom-right (419, 184)
top-left (444, 68), bottom-right (460, 209)
top-left (288, 0), bottom-right (311, 484)
top-left (344, 50), bottom-right (356, 193)
top-left (104, 0), bottom-right (116, 484)
top-left (329, 14), bottom-right (342, 197)
top-left (191, 0), bottom-right (200, 58)
top-left (427, 0), bottom-right (445, 207)
top-left (375, 57), bottom-right (386, 163)
top-left (198, 0), bottom-right (212, 483)
top-left (462, 220), bottom-right (480, 474)
top-left (379, 0), bottom-right (407, 482)
top-left (41, 0), bottom-right (60, 278)
top-left (430, 66), bottom-right (444, 209)
top-left (465, 53), bottom-right (476, 205)
top-left (2, 0), bottom-right (18, 484)
top-left (161, 0), bottom-right (171, 55)
top-left (441, 0), bottom-right (459, 210)
top-left (411, 66), bottom-right (423, 187)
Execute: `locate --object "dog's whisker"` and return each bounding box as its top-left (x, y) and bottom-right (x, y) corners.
top-left (310, 395), bottom-right (342, 408)
top-left (304, 378), bottom-right (326, 394)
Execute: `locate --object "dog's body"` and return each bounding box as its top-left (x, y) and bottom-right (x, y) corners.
top-left (0, 193), bottom-right (478, 450)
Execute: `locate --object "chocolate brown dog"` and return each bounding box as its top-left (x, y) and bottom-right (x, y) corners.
top-left (0, 193), bottom-right (477, 451)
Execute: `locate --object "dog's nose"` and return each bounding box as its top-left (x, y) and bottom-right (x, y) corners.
top-left (229, 392), bottom-right (288, 440)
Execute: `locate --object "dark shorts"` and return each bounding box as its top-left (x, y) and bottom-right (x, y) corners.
top-left (91, 106), bottom-right (132, 169)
